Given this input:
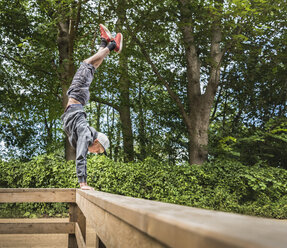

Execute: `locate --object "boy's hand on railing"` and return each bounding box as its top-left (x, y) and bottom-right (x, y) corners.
top-left (79, 182), bottom-right (94, 191)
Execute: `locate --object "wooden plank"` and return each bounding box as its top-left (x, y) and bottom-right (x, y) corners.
top-left (76, 190), bottom-right (287, 248)
top-left (67, 203), bottom-right (86, 247)
top-left (0, 222), bottom-right (75, 234)
top-left (76, 205), bottom-right (86, 242)
top-left (0, 188), bottom-right (76, 203)
top-left (68, 203), bottom-right (78, 248)
top-left (0, 218), bottom-right (69, 223)
top-left (76, 193), bottom-right (165, 248)
top-left (75, 223), bottom-right (86, 248)
top-left (0, 234), bottom-right (68, 248)
top-left (0, 219), bottom-right (69, 247)
top-left (0, 188), bottom-right (76, 193)
top-left (86, 220), bottom-right (98, 248)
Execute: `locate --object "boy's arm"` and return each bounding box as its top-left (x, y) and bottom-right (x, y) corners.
top-left (76, 125), bottom-right (90, 184)
top-left (76, 137), bottom-right (94, 190)
top-left (76, 134), bottom-right (89, 184)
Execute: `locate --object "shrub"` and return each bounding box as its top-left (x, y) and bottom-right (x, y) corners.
top-left (0, 150), bottom-right (77, 218)
top-left (88, 156), bottom-right (287, 219)
top-left (0, 152), bottom-right (286, 219)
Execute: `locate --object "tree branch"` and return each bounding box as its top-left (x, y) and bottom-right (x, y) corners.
top-left (74, 0), bottom-right (82, 36)
top-left (210, 83), bottom-right (223, 121)
top-left (90, 95), bottom-right (120, 112)
top-left (124, 21), bottom-right (191, 129)
top-left (178, 0), bottom-right (201, 119)
top-left (204, 16), bottom-right (224, 102)
top-left (68, 0), bottom-right (81, 60)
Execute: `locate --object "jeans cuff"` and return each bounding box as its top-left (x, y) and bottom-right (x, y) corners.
top-left (78, 176), bottom-right (86, 183)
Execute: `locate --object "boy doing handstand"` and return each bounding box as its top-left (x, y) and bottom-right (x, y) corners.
top-left (61, 24), bottom-right (123, 190)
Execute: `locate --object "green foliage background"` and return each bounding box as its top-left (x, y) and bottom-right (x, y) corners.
top-left (1, 0), bottom-right (286, 165)
top-left (209, 117), bottom-right (287, 168)
top-left (1, 152), bottom-right (286, 219)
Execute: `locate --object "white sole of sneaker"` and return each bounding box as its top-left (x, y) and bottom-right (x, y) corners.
top-left (100, 24), bottom-right (112, 41)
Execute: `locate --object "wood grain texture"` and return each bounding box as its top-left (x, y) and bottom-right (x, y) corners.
top-left (0, 188), bottom-right (76, 203)
top-left (77, 189), bottom-right (287, 248)
top-left (0, 222), bottom-right (75, 234)
top-left (77, 192), bottom-right (166, 248)
top-left (75, 223), bottom-right (86, 248)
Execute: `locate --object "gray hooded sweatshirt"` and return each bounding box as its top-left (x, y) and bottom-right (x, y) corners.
top-left (61, 104), bottom-right (97, 183)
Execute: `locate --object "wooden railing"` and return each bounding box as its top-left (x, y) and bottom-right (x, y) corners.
top-left (0, 188), bottom-right (287, 248)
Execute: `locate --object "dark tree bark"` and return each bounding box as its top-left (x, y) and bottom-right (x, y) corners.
top-left (118, 55), bottom-right (134, 162)
top-left (56, 0), bottom-right (81, 161)
top-left (96, 103), bottom-right (101, 131)
top-left (179, 0), bottom-right (224, 164)
top-left (115, 0), bottom-right (134, 162)
top-left (138, 81), bottom-right (147, 160)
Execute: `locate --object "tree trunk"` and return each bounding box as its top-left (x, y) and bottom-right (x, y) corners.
top-left (138, 81), bottom-right (147, 160)
top-left (116, 0), bottom-right (134, 162)
top-left (178, 0), bottom-right (223, 165)
top-left (58, 22), bottom-right (76, 160)
top-left (118, 51), bottom-right (134, 162)
top-left (96, 102), bottom-right (101, 131)
top-left (119, 106), bottom-right (134, 162)
top-left (114, 122), bottom-right (121, 162)
top-left (56, 2), bottom-right (80, 161)
top-left (188, 98), bottom-right (212, 164)
top-left (43, 113), bottom-right (53, 152)
top-left (109, 108), bottom-right (115, 159)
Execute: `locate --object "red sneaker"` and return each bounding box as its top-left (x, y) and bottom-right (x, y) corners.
top-left (99, 24), bottom-right (112, 42)
top-left (114, 33), bottom-right (123, 53)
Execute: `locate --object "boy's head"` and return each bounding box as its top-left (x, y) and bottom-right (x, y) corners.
top-left (88, 132), bottom-right (110, 155)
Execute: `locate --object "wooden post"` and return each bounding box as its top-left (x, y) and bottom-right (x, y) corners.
top-left (86, 220), bottom-right (97, 248)
top-left (76, 204), bottom-right (86, 242)
top-left (69, 203), bottom-right (78, 248)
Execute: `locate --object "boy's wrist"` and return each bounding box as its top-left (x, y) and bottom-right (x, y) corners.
top-left (79, 182), bottom-right (87, 187)
top-left (78, 176), bottom-right (86, 184)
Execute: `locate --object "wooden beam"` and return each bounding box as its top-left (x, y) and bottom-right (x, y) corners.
top-left (86, 220), bottom-right (98, 248)
top-left (75, 223), bottom-right (86, 248)
top-left (0, 234), bottom-right (68, 247)
top-left (76, 205), bottom-right (86, 242)
top-left (0, 188), bottom-right (76, 203)
top-left (69, 203), bottom-right (78, 248)
top-left (76, 193), bottom-right (165, 248)
top-left (0, 222), bottom-right (75, 234)
top-left (0, 218), bottom-right (69, 223)
top-left (76, 190), bottom-right (287, 248)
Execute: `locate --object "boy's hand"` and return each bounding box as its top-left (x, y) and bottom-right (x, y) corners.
top-left (79, 182), bottom-right (94, 191)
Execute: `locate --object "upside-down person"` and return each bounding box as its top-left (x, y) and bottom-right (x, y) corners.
top-left (61, 24), bottom-right (123, 190)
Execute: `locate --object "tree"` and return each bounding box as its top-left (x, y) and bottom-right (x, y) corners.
top-left (0, 0), bottom-right (285, 166)
top-left (0, 0), bottom-right (62, 160)
top-left (55, 0), bottom-right (80, 160)
top-left (123, 0), bottom-right (285, 165)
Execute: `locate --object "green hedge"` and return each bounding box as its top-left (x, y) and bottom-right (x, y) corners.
top-left (0, 152), bottom-right (286, 219)
top-left (0, 152), bottom-right (77, 218)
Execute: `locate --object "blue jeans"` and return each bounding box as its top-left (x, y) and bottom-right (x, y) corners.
top-left (66, 62), bottom-right (95, 106)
